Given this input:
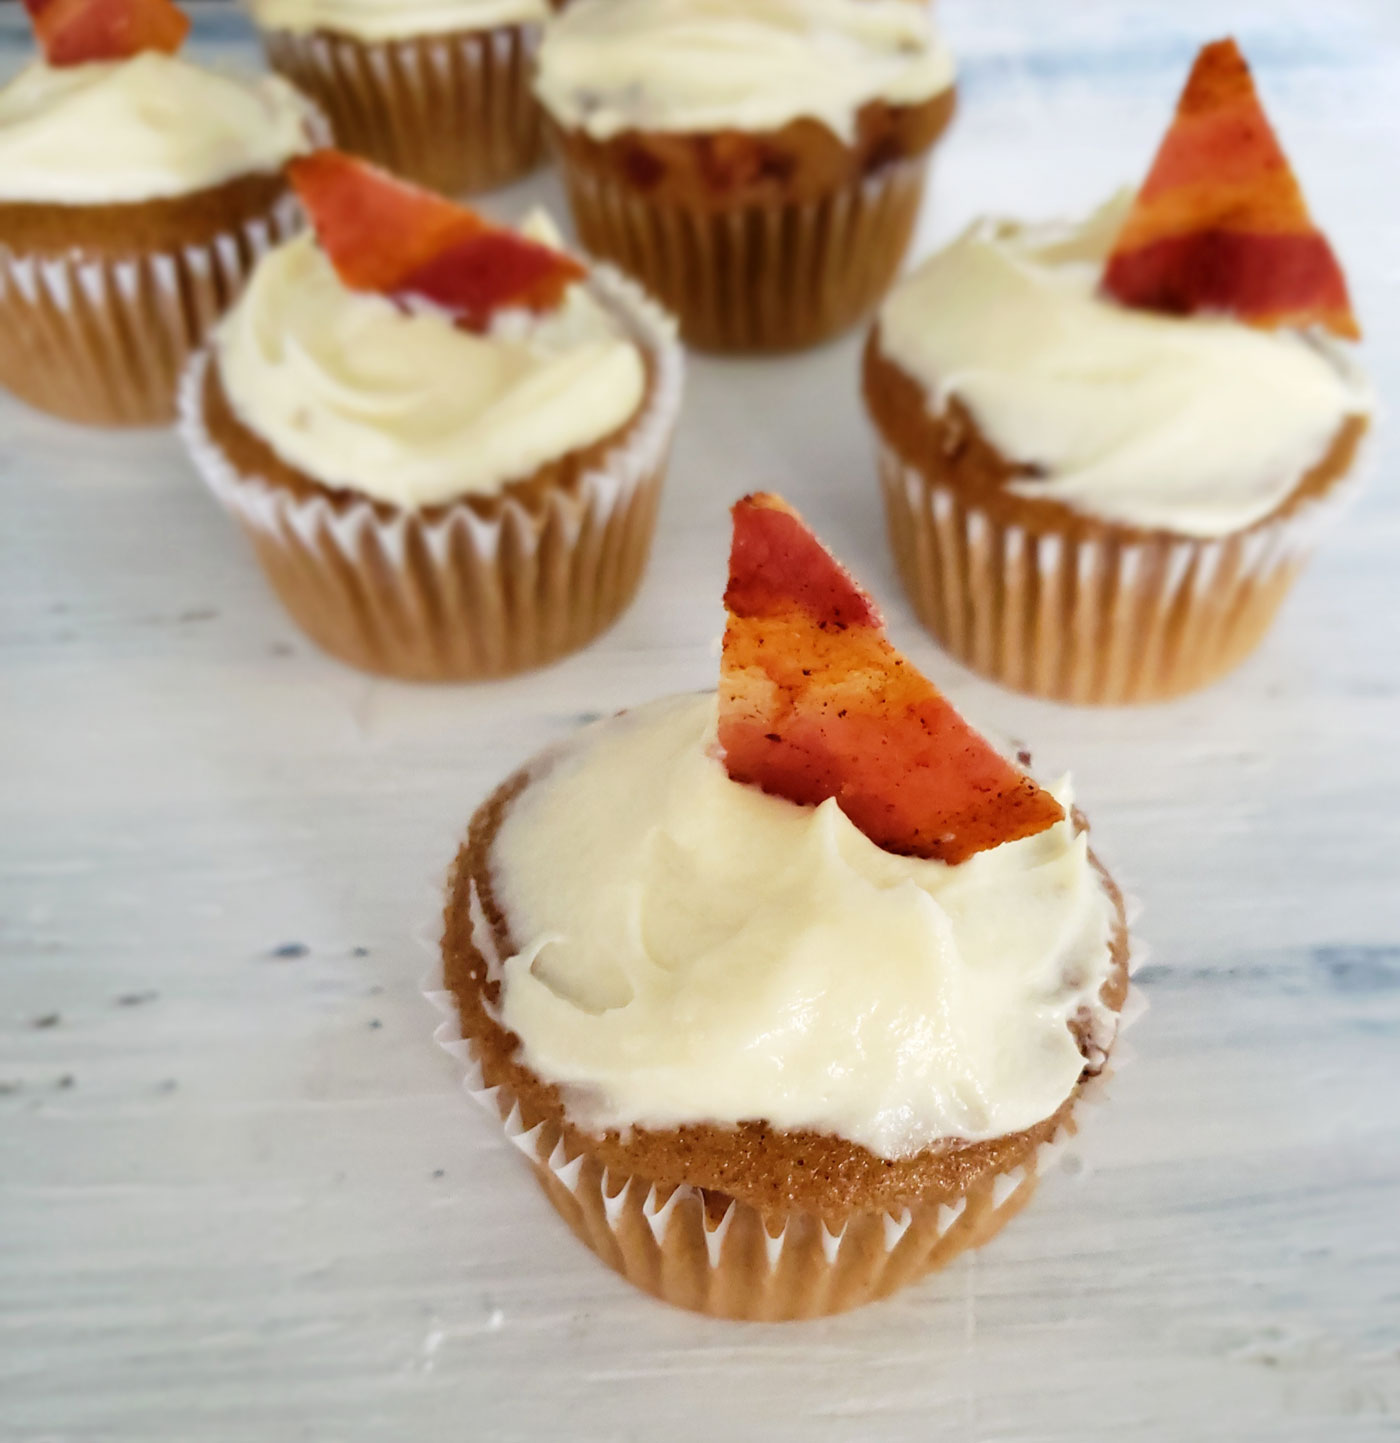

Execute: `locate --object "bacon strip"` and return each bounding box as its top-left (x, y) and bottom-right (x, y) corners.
top-left (719, 494), bottom-right (1064, 865)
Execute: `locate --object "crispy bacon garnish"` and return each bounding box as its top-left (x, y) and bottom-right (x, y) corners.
top-left (718, 494), bottom-right (1064, 865)
top-left (24, 0), bottom-right (189, 66)
top-left (288, 150), bottom-right (587, 331)
top-left (1103, 38), bottom-right (1358, 338)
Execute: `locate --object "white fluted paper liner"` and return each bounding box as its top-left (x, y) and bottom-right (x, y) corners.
top-left (0, 192), bottom-right (303, 428)
top-left (420, 866), bottom-right (1145, 1320)
top-left (263, 23), bottom-right (543, 195)
top-left (554, 139), bottom-right (928, 352)
top-left (178, 262), bottom-right (683, 680)
top-left (877, 442), bottom-right (1363, 705)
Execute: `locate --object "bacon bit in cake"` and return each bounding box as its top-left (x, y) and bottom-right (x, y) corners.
top-left (621, 143), bottom-right (667, 191)
top-left (717, 493), bottom-right (1064, 865)
top-left (24, 0), bottom-right (189, 65)
top-left (287, 149), bottom-right (588, 333)
top-left (693, 134), bottom-right (799, 194)
top-left (1103, 38), bottom-right (1358, 338)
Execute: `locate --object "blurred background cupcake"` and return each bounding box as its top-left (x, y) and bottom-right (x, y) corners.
top-left (864, 40), bottom-right (1371, 704)
top-left (0, 0), bottom-right (323, 427)
top-left (536, 0), bottom-right (956, 352)
top-left (180, 151), bottom-right (682, 682)
top-left (249, 0), bottom-right (556, 195)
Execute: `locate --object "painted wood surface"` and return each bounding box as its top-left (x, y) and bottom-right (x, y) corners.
top-left (2, 2), bottom-right (1398, 1438)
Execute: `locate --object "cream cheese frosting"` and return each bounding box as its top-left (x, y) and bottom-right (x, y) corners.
top-left (214, 218), bottom-right (648, 507)
top-left (0, 54), bottom-right (318, 205)
top-left (247, 0), bottom-right (549, 41)
top-left (876, 194), bottom-right (1371, 539)
top-left (535, 0), bottom-right (955, 144)
top-left (489, 692), bottom-right (1119, 1159)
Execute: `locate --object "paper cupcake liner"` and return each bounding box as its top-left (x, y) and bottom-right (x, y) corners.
top-left (178, 263), bottom-right (682, 682)
top-left (264, 24), bottom-right (543, 195)
top-left (877, 444), bottom-right (1362, 705)
top-left (420, 874), bottom-right (1146, 1321)
top-left (0, 192), bottom-right (302, 428)
top-left (554, 149), bottom-right (928, 352)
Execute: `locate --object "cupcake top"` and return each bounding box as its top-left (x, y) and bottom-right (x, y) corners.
top-left (246, 0), bottom-right (549, 42)
top-left (484, 496), bottom-right (1122, 1159)
top-left (535, 0), bottom-right (955, 144)
top-left (0, 52), bottom-right (317, 205)
top-left (215, 151), bottom-right (652, 508)
top-left (875, 197), bottom-right (1370, 538)
top-left (217, 228), bottom-right (646, 507)
top-left (876, 39), bottom-right (1371, 539)
top-left (492, 692), bottom-right (1116, 1156)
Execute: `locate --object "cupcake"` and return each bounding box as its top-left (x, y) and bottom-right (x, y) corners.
top-left (179, 150), bottom-right (681, 681)
top-left (865, 38), bottom-right (1371, 705)
top-left (0, 0), bottom-right (322, 426)
top-left (250, 0), bottom-right (555, 196)
top-left (535, 0), bottom-right (956, 352)
top-left (433, 493), bottom-right (1133, 1319)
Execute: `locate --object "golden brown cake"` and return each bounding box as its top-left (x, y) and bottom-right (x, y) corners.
top-left (431, 495), bottom-right (1136, 1318)
top-left (862, 42), bottom-right (1371, 704)
top-left (536, 0), bottom-right (956, 351)
top-left (0, 29), bottom-right (322, 425)
top-left (191, 338), bottom-right (669, 680)
top-left (179, 153), bottom-right (682, 681)
top-left (441, 759), bottom-right (1128, 1319)
top-left (252, 0), bottom-right (556, 194)
top-left (864, 334), bottom-right (1368, 705)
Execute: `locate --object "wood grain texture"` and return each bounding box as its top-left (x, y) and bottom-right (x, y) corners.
top-left (2, 2), bottom-right (1398, 1439)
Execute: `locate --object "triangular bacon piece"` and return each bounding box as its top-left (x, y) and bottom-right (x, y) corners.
top-left (24, 0), bottom-right (189, 66)
top-left (718, 494), bottom-right (1064, 866)
top-left (288, 150), bottom-right (587, 332)
top-left (1103, 38), bottom-right (1358, 338)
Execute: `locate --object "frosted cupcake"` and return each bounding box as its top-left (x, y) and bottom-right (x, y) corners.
top-left (864, 39), bottom-right (1371, 704)
top-left (435, 494), bottom-right (1132, 1319)
top-left (535, 0), bottom-right (956, 351)
top-left (250, 0), bottom-right (554, 195)
top-left (0, 0), bottom-right (321, 426)
top-left (179, 150), bottom-right (681, 681)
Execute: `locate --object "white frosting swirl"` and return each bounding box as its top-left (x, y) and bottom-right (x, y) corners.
top-left (491, 693), bottom-right (1119, 1158)
top-left (0, 55), bottom-right (318, 204)
top-left (876, 195), bottom-right (1371, 538)
top-left (535, 0), bottom-right (955, 144)
top-left (214, 220), bottom-right (648, 507)
top-left (247, 0), bottom-right (549, 41)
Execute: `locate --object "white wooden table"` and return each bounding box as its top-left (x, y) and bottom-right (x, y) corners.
top-left (3, 2), bottom-right (1398, 1438)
